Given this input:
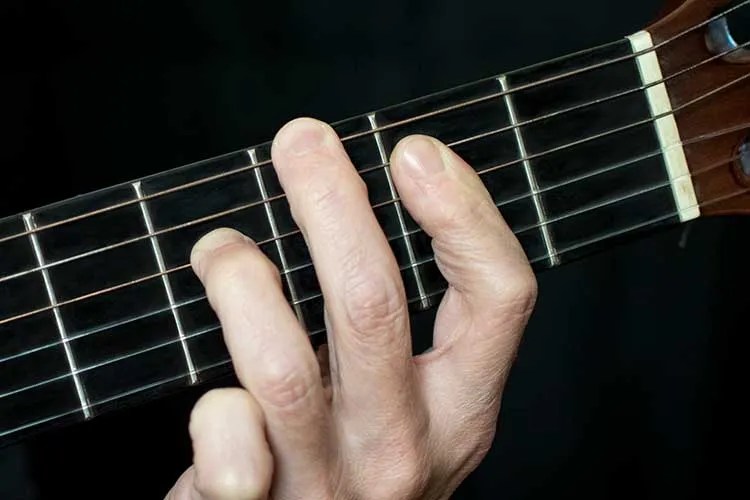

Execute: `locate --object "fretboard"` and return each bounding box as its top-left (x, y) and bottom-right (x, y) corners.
top-left (0, 34), bottom-right (696, 446)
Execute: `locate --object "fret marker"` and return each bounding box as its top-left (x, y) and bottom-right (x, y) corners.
top-left (247, 149), bottom-right (307, 328)
top-left (498, 76), bottom-right (561, 266)
top-left (133, 182), bottom-right (198, 385)
top-left (23, 213), bottom-right (93, 419)
top-left (368, 113), bottom-right (431, 309)
top-left (628, 31), bottom-right (700, 222)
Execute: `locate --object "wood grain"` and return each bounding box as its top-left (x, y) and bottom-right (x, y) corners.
top-left (649, 0), bottom-right (750, 216)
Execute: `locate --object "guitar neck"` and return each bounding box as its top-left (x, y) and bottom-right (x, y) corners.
top-left (0, 33), bottom-right (702, 446)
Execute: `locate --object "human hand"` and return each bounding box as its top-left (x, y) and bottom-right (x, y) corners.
top-left (166, 118), bottom-right (537, 499)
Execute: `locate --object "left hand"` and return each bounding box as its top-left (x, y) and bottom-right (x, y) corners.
top-left (166, 117), bottom-right (537, 499)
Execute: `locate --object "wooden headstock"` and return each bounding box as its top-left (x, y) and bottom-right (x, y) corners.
top-left (648, 0), bottom-right (750, 216)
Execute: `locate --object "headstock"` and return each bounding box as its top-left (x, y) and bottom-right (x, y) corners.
top-left (648, 0), bottom-right (750, 216)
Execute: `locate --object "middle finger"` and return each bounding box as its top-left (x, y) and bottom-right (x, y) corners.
top-left (271, 118), bottom-right (419, 436)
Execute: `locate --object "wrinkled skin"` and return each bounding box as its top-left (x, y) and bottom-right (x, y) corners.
top-left (166, 118), bottom-right (537, 500)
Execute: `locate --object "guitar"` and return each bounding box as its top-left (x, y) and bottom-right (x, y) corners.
top-left (1, 0), bottom-right (748, 481)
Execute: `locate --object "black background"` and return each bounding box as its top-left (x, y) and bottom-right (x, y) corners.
top-left (0, 1), bottom-right (747, 498)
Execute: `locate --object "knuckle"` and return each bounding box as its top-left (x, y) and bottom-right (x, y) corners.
top-left (389, 445), bottom-right (430, 491)
top-left (341, 266), bottom-right (407, 349)
top-left (356, 446), bottom-right (430, 500)
top-left (439, 419), bottom-right (497, 481)
top-left (494, 268), bottom-right (538, 318)
top-left (473, 424), bottom-right (497, 462)
top-left (307, 178), bottom-right (343, 213)
top-left (348, 419), bottom-right (431, 500)
top-left (302, 175), bottom-right (367, 225)
top-left (255, 359), bottom-right (319, 412)
top-left (461, 415), bottom-right (497, 463)
top-left (470, 256), bottom-right (537, 326)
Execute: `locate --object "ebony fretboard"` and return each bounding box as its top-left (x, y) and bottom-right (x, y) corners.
top-left (0, 37), bottom-right (683, 446)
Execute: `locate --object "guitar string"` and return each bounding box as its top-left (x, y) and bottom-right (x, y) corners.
top-left (0, 63), bottom-right (747, 330)
top-left (2, 182), bottom-right (748, 440)
top-left (2, 119), bottom-right (747, 369)
top-left (0, 357), bottom-right (235, 440)
top-left (0, 147), bottom-right (743, 402)
top-left (0, 0), bottom-right (746, 247)
top-left (1, 38), bottom-right (746, 289)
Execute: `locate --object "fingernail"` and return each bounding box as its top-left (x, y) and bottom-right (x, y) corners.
top-left (400, 137), bottom-right (446, 178)
top-left (191, 228), bottom-right (254, 278)
top-left (274, 118), bottom-right (329, 156)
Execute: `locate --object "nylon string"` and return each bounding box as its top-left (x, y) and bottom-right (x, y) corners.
top-left (3, 118), bottom-right (748, 370)
top-left (0, 59), bottom-right (748, 330)
top-left (0, 144), bottom-right (746, 404)
top-left (2, 177), bottom-right (748, 440)
top-left (0, 0), bottom-right (747, 248)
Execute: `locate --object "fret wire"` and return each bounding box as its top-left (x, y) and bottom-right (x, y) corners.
top-left (339, 0), bottom-right (749, 144)
top-left (0, 191), bottom-right (286, 286)
top-left (0, 357), bottom-right (235, 440)
top-left (133, 181), bottom-right (198, 385)
top-left (3, 183), bottom-right (747, 441)
top-left (22, 213), bottom-right (92, 420)
top-left (2, 43), bottom-right (749, 298)
top-left (368, 113), bottom-right (431, 309)
top-left (498, 75), bottom-right (560, 266)
top-left (248, 148), bottom-right (307, 328)
top-left (387, 177), bottom-right (743, 297)
top-left (476, 72), bottom-right (750, 180)
top-left (0, 324), bottom-right (222, 401)
top-left (1, 87), bottom-right (747, 333)
top-left (1, 151), bottom-right (741, 395)
top-left (1, 109), bottom-right (737, 305)
top-left (1, 38), bottom-right (747, 291)
top-left (0, 295), bottom-right (207, 365)
top-left (444, 39), bottom-right (746, 151)
top-left (495, 150), bottom-right (740, 242)
top-left (279, 158), bottom-right (743, 310)
top-left (0, 10), bottom-right (747, 250)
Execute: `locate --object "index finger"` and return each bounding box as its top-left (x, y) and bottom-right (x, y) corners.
top-left (390, 136), bottom-right (537, 400)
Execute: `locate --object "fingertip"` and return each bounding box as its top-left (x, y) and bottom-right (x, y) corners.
top-left (190, 228), bottom-right (255, 280)
top-left (390, 135), bottom-right (533, 317)
top-left (271, 117), bottom-right (337, 158)
top-left (390, 134), bottom-right (488, 234)
top-left (391, 135), bottom-right (449, 181)
top-left (189, 388), bottom-right (264, 434)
